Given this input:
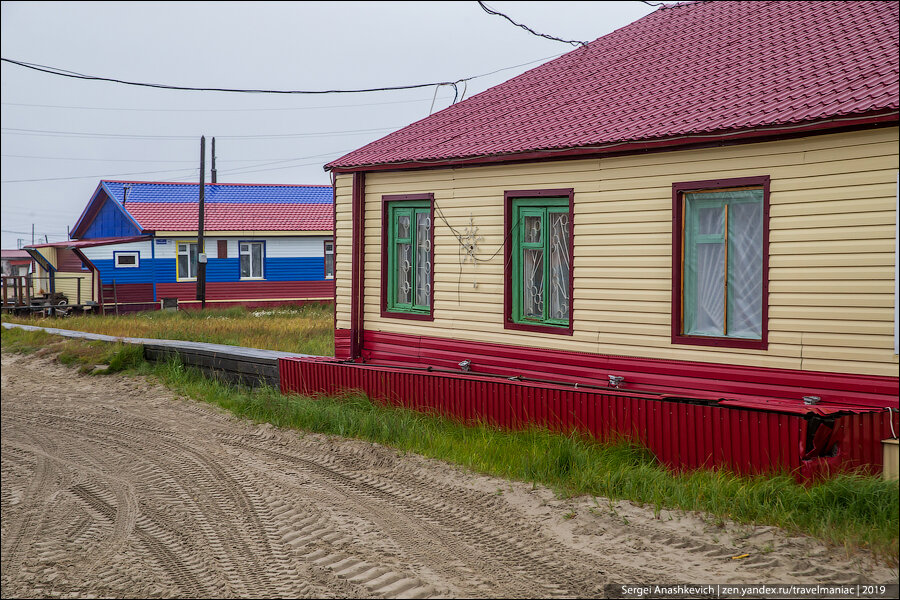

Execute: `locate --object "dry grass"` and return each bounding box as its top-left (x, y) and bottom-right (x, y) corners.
top-left (1, 303), bottom-right (334, 356)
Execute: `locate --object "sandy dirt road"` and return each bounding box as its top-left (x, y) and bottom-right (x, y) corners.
top-left (1, 350), bottom-right (896, 599)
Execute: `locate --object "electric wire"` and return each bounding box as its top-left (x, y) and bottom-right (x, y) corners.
top-left (1, 51), bottom-right (565, 96)
top-left (0, 94), bottom-right (452, 113)
top-left (1, 125), bottom-right (400, 141)
top-left (477, 2), bottom-right (588, 47)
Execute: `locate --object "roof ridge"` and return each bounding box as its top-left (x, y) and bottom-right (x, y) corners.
top-left (102, 179), bottom-right (331, 188)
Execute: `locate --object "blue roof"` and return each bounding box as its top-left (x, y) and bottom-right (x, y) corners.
top-left (102, 180), bottom-right (333, 204)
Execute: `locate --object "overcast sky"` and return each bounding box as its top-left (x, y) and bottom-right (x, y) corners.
top-left (0, 1), bottom-right (660, 249)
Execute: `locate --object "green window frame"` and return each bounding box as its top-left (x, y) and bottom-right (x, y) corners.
top-left (510, 197), bottom-right (571, 328)
top-left (682, 188), bottom-right (764, 340)
top-left (386, 199), bottom-right (432, 315)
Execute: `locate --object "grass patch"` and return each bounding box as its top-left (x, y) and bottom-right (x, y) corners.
top-left (3, 326), bottom-right (898, 561)
top-left (1, 302), bottom-right (335, 356)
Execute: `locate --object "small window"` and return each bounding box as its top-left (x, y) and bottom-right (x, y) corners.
top-left (673, 177), bottom-right (769, 349)
top-left (507, 195), bottom-right (572, 331)
top-left (177, 242), bottom-right (198, 281)
top-left (383, 197), bottom-right (432, 317)
top-left (239, 241), bottom-right (264, 279)
top-left (114, 251), bottom-right (139, 268)
top-left (324, 240), bottom-right (334, 279)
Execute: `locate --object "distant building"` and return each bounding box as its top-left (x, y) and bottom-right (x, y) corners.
top-left (1, 249), bottom-right (31, 277)
top-left (26, 180), bottom-right (334, 311)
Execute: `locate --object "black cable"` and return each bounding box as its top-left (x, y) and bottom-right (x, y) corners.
top-left (477, 2), bottom-right (588, 47)
top-left (1, 52), bottom-right (565, 100)
top-left (0, 58), bottom-right (461, 95)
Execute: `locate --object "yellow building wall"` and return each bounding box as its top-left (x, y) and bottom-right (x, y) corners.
top-left (55, 272), bottom-right (94, 304)
top-left (31, 248), bottom-right (56, 296)
top-left (334, 126), bottom-right (899, 377)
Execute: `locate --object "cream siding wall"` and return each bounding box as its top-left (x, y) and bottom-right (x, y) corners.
top-left (55, 272), bottom-right (93, 304)
top-left (335, 173), bottom-right (355, 329)
top-left (32, 248), bottom-right (55, 296)
top-left (334, 127), bottom-right (899, 377)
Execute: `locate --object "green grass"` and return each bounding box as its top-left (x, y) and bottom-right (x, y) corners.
top-left (3, 326), bottom-right (898, 562)
top-left (1, 302), bottom-right (334, 356)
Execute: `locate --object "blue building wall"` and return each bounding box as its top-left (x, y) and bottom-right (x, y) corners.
top-left (93, 259), bottom-right (156, 285)
top-left (150, 256), bottom-right (326, 284)
top-left (81, 196), bottom-right (141, 239)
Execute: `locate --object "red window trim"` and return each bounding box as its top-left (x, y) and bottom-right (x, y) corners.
top-left (671, 176), bottom-right (770, 350)
top-left (380, 193), bottom-right (435, 321)
top-left (503, 188), bottom-right (575, 336)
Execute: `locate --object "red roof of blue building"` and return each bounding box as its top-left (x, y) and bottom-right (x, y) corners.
top-left (327, 0), bottom-right (899, 170)
top-left (71, 181), bottom-right (333, 238)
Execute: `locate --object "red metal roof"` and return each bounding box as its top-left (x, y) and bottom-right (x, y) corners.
top-left (328, 1), bottom-right (899, 170)
top-left (123, 202), bottom-right (333, 231)
top-left (1, 249), bottom-right (32, 259)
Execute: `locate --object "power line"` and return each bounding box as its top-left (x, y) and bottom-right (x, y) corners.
top-left (0, 51), bottom-right (564, 100)
top-left (0, 150), bottom-right (353, 184)
top-left (0, 57), bottom-right (463, 95)
top-left (2, 153), bottom-right (199, 164)
top-left (1, 167), bottom-right (199, 184)
top-left (477, 2), bottom-right (588, 47)
top-left (1, 150), bottom-right (351, 164)
top-left (0, 95), bottom-right (452, 113)
top-left (1, 125), bottom-right (400, 141)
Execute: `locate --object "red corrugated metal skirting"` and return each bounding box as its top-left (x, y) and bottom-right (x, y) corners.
top-left (279, 358), bottom-right (899, 479)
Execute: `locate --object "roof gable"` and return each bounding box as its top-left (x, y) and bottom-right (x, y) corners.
top-left (328, 0), bottom-right (899, 170)
top-left (71, 183), bottom-right (144, 240)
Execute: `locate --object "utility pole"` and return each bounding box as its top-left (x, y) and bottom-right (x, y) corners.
top-left (197, 136), bottom-right (207, 309)
top-left (211, 137), bottom-right (217, 184)
top-left (31, 224), bottom-right (34, 245)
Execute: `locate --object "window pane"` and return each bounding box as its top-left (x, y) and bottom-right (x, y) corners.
top-left (415, 212), bottom-right (431, 306)
top-left (688, 241), bottom-right (725, 336)
top-left (189, 244), bottom-right (198, 279)
top-left (728, 200), bottom-right (763, 338)
top-left (240, 254), bottom-right (250, 278)
top-left (698, 205), bottom-right (724, 235)
top-left (178, 254), bottom-right (189, 279)
top-left (397, 243), bottom-right (412, 304)
top-left (549, 212), bottom-right (570, 321)
top-left (523, 248), bottom-right (544, 319)
top-left (397, 214), bottom-right (410, 239)
top-left (251, 243), bottom-right (263, 277)
top-left (524, 215), bottom-right (542, 244)
top-left (325, 254), bottom-right (334, 277)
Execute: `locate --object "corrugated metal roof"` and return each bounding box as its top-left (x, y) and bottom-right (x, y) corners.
top-left (327, 0), bottom-right (899, 169)
top-left (103, 181), bottom-right (332, 204)
top-left (1, 249), bottom-right (32, 259)
top-left (123, 202), bottom-right (333, 232)
top-left (98, 181), bottom-right (333, 232)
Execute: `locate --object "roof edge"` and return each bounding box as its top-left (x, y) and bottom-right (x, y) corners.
top-left (326, 110), bottom-right (899, 174)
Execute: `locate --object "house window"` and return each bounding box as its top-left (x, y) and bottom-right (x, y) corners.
top-left (508, 195), bottom-right (572, 330)
top-left (239, 241), bottom-right (265, 279)
top-left (382, 196), bottom-right (433, 318)
top-left (324, 240), bottom-right (334, 279)
top-left (673, 177), bottom-right (769, 349)
top-left (114, 251), bottom-right (139, 268)
top-left (176, 241), bottom-right (198, 281)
